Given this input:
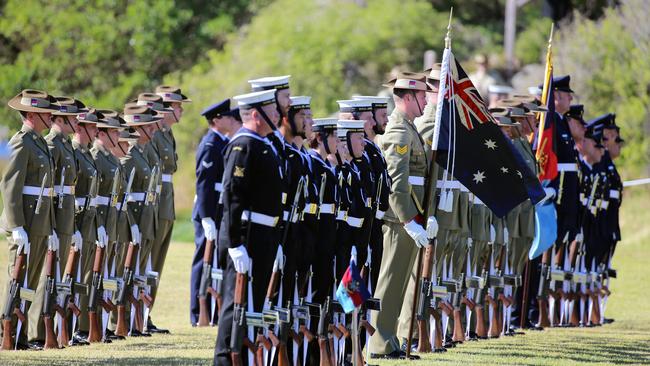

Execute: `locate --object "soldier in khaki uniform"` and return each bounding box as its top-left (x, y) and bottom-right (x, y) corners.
top-left (1, 90), bottom-right (59, 349)
top-left (150, 86), bottom-right (190, 332)
top-left (91, 111), bottom-right (127, 339)
top-left (73, 109), bottom-right (108, 342)
top-left (119, 105), bottom-right (161, 336)
top-left (369, 73), bottom-right (438, 359)
top-left (41, 96), bottom-right (86, 344)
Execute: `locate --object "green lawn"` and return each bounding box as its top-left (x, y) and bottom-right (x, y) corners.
top-left (1, 190), bottom-right (649, 365)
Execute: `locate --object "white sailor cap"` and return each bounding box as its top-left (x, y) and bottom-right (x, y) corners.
top-left (336, 119), bottom-right (365, 138)
top-left (233, 89), bottom-right (277, 109)
top-left (528, 86), bottom-right (543, 97)
top-left (248, 75), bottom-right (291, 91)
top-left (488, 84), bottom-right (514, 95)
top-left (337, 99), bottom-right (373, 113)
top-left (289, 96), bottom-right (311, 110)
top-left (352, 95), bottom-right (390, 108)
top-left (313, 118), bottom-right (338, 133)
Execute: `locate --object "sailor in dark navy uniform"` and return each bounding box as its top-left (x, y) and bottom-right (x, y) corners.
top-left (190, 99), bottom-right (241, 325)
top-left (214, 89), bottom-right (284, 366)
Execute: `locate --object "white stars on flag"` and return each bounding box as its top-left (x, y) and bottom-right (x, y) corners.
top-left (500, 167), bottom-right (509, 173)
top-left (484, 139), bottom-right (497, 150)
top-left (473, 170), bottom-right (486, 184)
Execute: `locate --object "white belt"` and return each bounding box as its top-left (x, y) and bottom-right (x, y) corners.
top-left (346, 216), bottom-right (364, 228)
top-left (95, 196), bottom-right (110, 206)
top-left (408, 176), bottom-right (424, 186)
top-left (22, 186), bottom-right (53, 196)
top-left (609, 190), bottom-right (620, 199)
top-left (115, 202), bottom-right (122, 210)
top-left (436, 180), bottom-right (461, 190)
top-left (320, 203), bottom-right (335, 215)
top-left (161, 174), bottom-right (173, 183)
top-left (336, 210), bottom-right (347, 221)
top-left (303, 203), bottom-right (318, 215)
top-left (601, 200), bottom-right (609, 209)
top-left (128, 192), bottom-right (146, 202)
top-left (75, 197), bottom-right (97, 208)
top-left (473, 195), bottom-right (484, 205)
top-left (241, 210), bottom-right (278, 227)
top-left (214, 183), bottom-right (223, 192)
top-left (557, 163), bottom-right (578, 172)
top-left (375, 210), bottom-right (385, 220)
top-left (54, 185), bottom-right (75, 195)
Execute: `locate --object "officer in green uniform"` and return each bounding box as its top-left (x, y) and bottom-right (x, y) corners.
top-left (369, 72), bottom-right (438, 359)
top-left (1, 90), bottom-right (58, 350)
top-left (151, 86), bottom-right (190, 328)
top-left (73, 109), bottom-right (106, 343)
top-left (119, 105), bottom-right (161, 336)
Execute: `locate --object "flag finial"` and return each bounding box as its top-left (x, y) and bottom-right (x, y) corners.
top-left (445, 8), bottom-right (453, 49)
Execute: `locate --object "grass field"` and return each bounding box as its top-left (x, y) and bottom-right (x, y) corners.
top-left (0, 190), bottom-right (649, 365)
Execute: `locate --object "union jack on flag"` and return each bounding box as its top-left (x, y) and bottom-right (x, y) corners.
top-left (444, 52), bottom-right (496, 130)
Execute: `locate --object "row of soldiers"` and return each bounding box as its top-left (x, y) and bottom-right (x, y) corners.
top-left (0, 86), bottom-right (188, 350)
top-left (195, 67), bottom-right (623, 366)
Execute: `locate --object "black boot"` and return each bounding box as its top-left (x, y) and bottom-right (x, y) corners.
top-left (147, 317), bottom-right (170, 334)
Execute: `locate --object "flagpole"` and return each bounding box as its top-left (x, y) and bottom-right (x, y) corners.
top-left (535, 23), bottom-right (554, 162)
top-left (405, 7), bottom-right (452, 359)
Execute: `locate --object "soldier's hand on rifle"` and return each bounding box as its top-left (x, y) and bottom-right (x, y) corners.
top-left (275, 244), bottom-right (285, 271)
top-left (97, 225), bottom-right (108, 248)
top-left (11, 226), bottom-right (29, 254)
top-left (575, 230), bottom-right (584, 244)
top-left (404, 220), bottom-right (430, 248)
top-left (48, 232), bottom-right (60, 251)
top-left (490, 225), bottom-right (496, 243)
top-left (130, 224), bottom-right (141, 245)
top-left (228, 245), bottom-right (250, 273)
top-left (350, 245), bottom-right (358, 265)
top-left (201, 217), bottom-right (217, 242)
top-left (426, 216), bottom-right (438, 239)
top-left (72, 230), bottom-right (83, 252)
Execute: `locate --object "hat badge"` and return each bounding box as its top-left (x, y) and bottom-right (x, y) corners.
top-left (79, 113), bottom-right (86, 119)
top-left (30, 98), bottom-right (39, 107)
top-left (133, 115), bottom-right (141, 121)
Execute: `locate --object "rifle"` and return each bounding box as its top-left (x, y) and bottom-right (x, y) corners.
top-left (198, 238), bottom-right (220, 326)
top-left (55, 244), bottom-right (85, 347)
top-left (42, 247), bottom-right (63, 349)
top-left (485, 244), bottom-right (506, 338)
top-left (231, 272), bottom-right (248, 366)
top-left (87, 244), bottom-right (116, 342)
top-left (415, 245), bottom-right (446, 352)
top-left (361, 173), bottom-right (383, 280)
top-left (313, 298), bottom-right (335, 366)
top-left (57, 166), bottom-right (66, 209)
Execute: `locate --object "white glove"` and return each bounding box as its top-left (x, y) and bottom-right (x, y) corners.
top-left (72, 230), bottom-right (83, 252)
top-left (97, 226), bottom-right (108, 248)
top-left (201, 217), bottom-right (217, 242)
top-left (490, 225), bottom-right (496, 243)
top-left (229, 245), bottom-right (250, 273)
top-left (350, 245), bottom-right (358, 265)
top-left (130, 224), bottom-right (141, 245)
top-left (575, 231), bottom-right (584, 244)
top-left (274, 244), bottom-right (285, 271)
top-left (48, 232), bottom-right (59, 251)
top-left (426, 216), bottom-right (438, 239)
top-left (504, 228), bottom-right (509, 245)
top-left (11, 227), bottom-right (29, 255)
top-left (403, 220), bottom-right (430, 249)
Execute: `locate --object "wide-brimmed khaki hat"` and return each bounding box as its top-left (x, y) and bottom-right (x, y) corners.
top-left (118, 129), bottom-right (140, 142)
top-left (155, 85), bottom-right (192, 103)
top-left (130, 93), bottom-right (174, 113)
top-left (423, 63), bottom-right (442, 82)
top-left (96, 109), bottom-right (126, 129)
top-left (52, 96), bottom-right (89, 116)
top-left (489, 107), bottom-right (520, 126)
top-left (122, 104), bottom-right (162, 126)
top-left (77, 108), bottom-right (102, 124)
top-left (8, 89), bottom-right (59, 113)
top-left (383, 71), bottom-right (432, 92)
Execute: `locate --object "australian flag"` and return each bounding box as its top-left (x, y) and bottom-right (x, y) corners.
top-left (433, 49), bottom-right (545, 217)
top-left (335, 260), bottom-right (370, 314)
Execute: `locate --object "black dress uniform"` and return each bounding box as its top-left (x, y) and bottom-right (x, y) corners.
top-left (215, 123), bottom-right (284, 365)
top-left (190, 100), bottom-right (234, 325)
